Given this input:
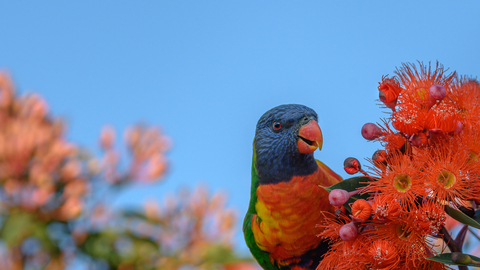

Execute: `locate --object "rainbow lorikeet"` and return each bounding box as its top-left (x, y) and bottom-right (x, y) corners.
top-left (243, 104), bottom-right (342, 270)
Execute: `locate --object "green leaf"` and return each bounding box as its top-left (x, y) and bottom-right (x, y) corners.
top-left (0, 211), bottom-right (60, 254)
top-left (80, 230), bottom-right (160, 268)
top-left (0, 211), bottom-right (33, 246)
top-left (323, 176), bottom-right (370, 194)
top-left (322, 176), bottom-right (370, 212)
top-left (80, 231), bottom-right (122, 266)
top-left (33, 222), bottom-right (60, 254)
top-left (203, 244), bottom-right (238, 264)
top-left (426, 253), bottom-right (480, 266)
top-left (122, 209), bottom-right (167, 226)
top-left (122, 209), bottom-right (149, 220)
top-left (445, 205), bottom-right (480, 229)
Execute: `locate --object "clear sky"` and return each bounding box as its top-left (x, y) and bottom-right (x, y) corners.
top-left (1, 1), bottom-right (479, 256)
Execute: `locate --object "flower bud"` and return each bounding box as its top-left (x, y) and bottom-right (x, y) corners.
top-left (379, 91), bottom-right (397, 110)
top-left (372, 150), bottom-right (387, 163)
top-left (329, 189), bottom-right (350, 207)
top-left (410, 133), bottom-right (428, 147)
top-left (372, 150), bottom-right (387, 171)
top-left (451, 252), bottom-right (474, 265)
top-left (454, 121), bottom-right (463, 135)
top-left (428, 84), bottom-right (446, 108)
top-left (339, 222), bottom-right (358, 241)
top-left (378, 90), bottom-right (386, 103)
top-left (378, 77), bottom-right (401, 104)
top-left (351, 199), bottom-right (372, 221)
top-left (344, 157), bottom-right (361, 174)
top-left (361, 123), bottom-right (382, 140)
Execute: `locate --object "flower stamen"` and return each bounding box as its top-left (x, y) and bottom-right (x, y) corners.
top-left (393, 173), bottom-right (412, 192)
top-left (436, 169), bottom-right (456, 189)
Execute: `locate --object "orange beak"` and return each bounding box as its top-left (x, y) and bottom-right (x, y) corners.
top-left (297, 120), bottom-right (323, 154)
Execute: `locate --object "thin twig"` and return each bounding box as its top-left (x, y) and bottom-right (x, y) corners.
top-left (455, 225), bottom-right (469, 248)
top-left (440, 226), bottom-right (468, 270)
top-left (440, 226), bottom-right (461, 252)
top-left (359, 168), bottom-right (375, 182)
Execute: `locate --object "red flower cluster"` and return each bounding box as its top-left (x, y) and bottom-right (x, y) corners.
top-left (317, 62), bottom-right (480, 269)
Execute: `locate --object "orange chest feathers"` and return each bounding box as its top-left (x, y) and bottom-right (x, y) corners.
top-left (251, 165), bottom-right (337, 264)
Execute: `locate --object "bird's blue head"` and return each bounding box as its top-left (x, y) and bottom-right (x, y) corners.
top-left (254, 104), bottom-right (323, 184)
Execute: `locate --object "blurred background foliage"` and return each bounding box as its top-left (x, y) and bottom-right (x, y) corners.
top-left (0, 72), bottom-right (256, 270)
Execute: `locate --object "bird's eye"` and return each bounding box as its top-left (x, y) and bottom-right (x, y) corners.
top-left (272, 121), bottom-right (282, 130)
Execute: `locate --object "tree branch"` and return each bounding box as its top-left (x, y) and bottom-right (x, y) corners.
top-left (440, 225), bottom-right (469, 270)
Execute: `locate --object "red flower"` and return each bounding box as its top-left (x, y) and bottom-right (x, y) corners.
top-left (378, 76), bottom-right (403, 103)
top-left (417, 144), bottom-right (475, 207)
top-left (367, 153), bottom-right (425, 212)
top-left (424, 100), bottom-right (459, 133)
top-left (392, 102), bottom-right (427, 135)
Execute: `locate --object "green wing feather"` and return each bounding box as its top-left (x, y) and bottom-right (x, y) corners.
top-left (243, 152), bottom-right (285, 270)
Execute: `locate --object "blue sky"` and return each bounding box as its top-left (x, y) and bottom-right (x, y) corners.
top-left (1, 1), bottom-right (479, 256)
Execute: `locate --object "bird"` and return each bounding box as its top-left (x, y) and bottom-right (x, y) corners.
top-left (243, 104), bottom-right (342, 270)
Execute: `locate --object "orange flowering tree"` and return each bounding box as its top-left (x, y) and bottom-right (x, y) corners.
top-left (318, 62), bottom-right (480, 269)
top-left (0, 73), bottom-right (253, 269)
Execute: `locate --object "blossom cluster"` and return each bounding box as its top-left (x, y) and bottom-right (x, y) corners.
top-left (0, 72), bottom-right (248, 270)
top-left (317, 63), bottom-right (480, 269)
